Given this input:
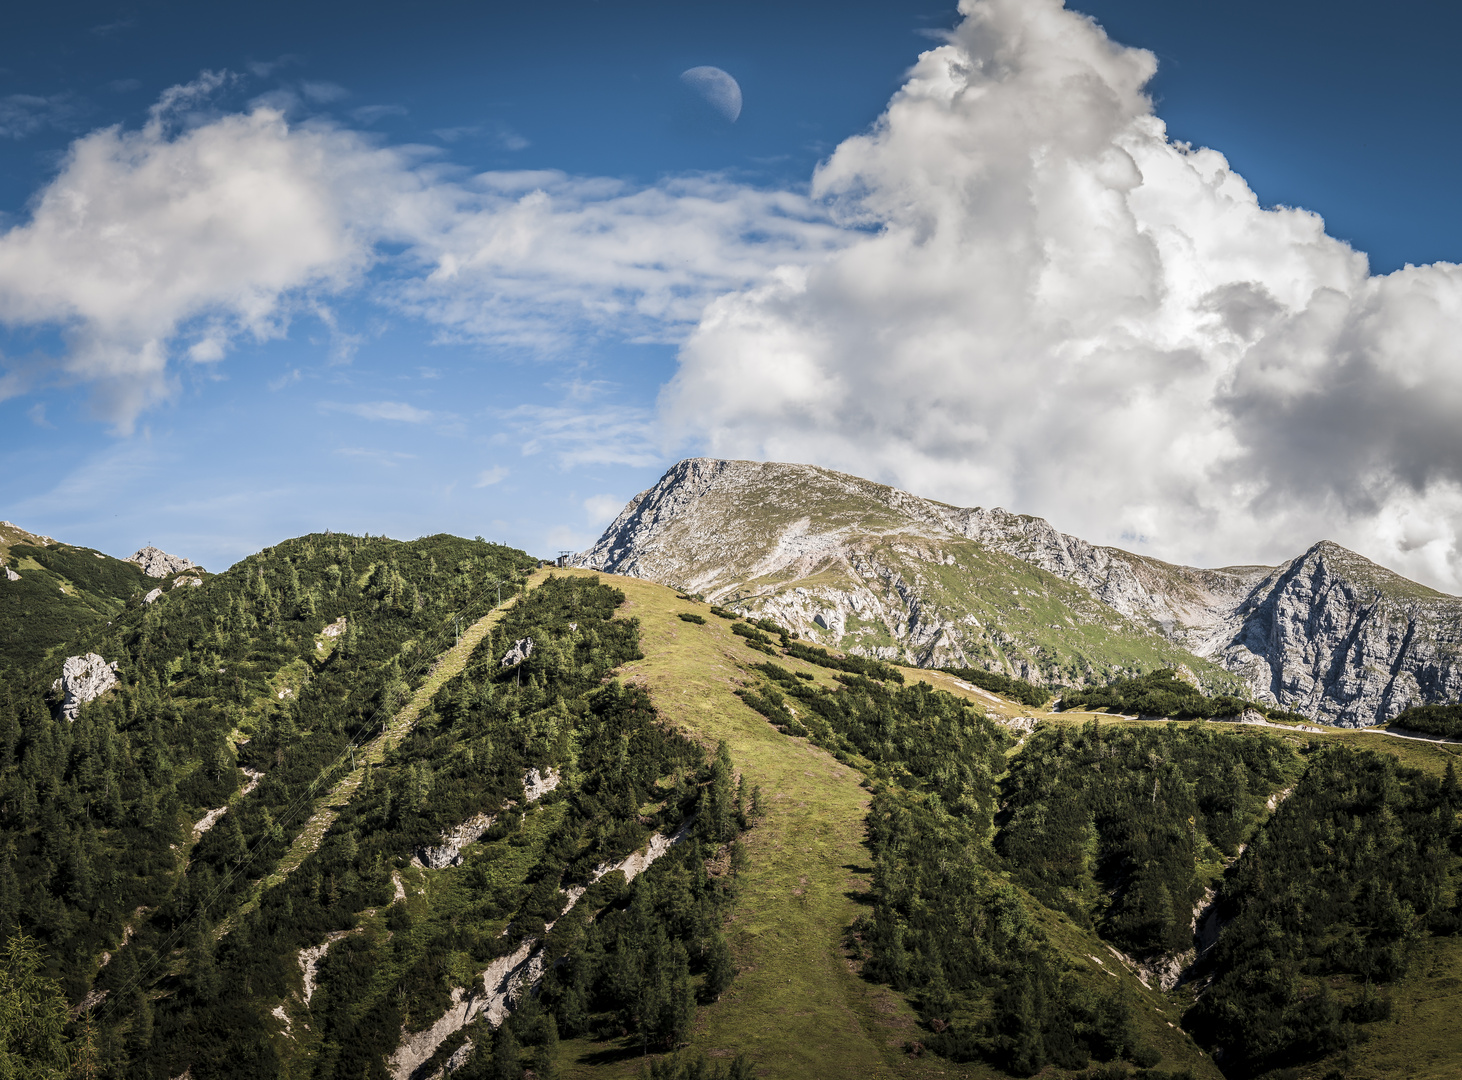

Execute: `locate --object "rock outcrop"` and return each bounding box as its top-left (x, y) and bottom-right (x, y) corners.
top-left (500, 637), bottom-right (534, 667)
top-left (577, 458), bottom-right (1462, 726)
top-left (3, 565), bottom-right (18, 582)
top-left (126, 545), bottom-right (196, 578)
top-left (52, 654), bottom-right (120, 721)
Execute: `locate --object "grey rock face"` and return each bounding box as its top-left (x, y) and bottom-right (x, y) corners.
top-left (500, 637), bottom-right (534, 667)
top-left (126, 545), bottom-right (196, 578)
top-left (1214, 542), bottom-right (1462, 726)
top-left (577, 458), bottom-right (1462, 726)
top-left (3, 565), bottom-right (18, 582)
top-left (418, 812), bottom-right (496, 869)
top-left (52, 653), bottom-right (120, 721)
top-left (142, 588), bottom-right (163, 605)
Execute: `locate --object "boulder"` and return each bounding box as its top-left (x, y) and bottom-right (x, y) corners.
top-left (52, 654), bottom-right (120, 721)
top-left (143, 588), bottom-right (163, 604)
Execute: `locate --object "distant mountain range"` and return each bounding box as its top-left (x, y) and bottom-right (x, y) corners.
top-left (577, 458), bottom-right (1462, 726)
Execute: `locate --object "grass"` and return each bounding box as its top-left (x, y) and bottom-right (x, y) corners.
top-left (549, 571), bottom-right (1224, 1080)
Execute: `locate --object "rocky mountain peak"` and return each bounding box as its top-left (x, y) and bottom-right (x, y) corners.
top-left (126, 545), bottom-right (196, 579)
top-left (578, 457), bottom-right (1462, 727)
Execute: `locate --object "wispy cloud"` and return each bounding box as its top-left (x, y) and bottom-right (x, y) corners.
top-left (474, 465), bottom-right (509, 487)
top-left (509, 403), bottom-right (660, 468)
top-left (351, 104), bottom-right (408, 124)
top-left (301, 81), bottom-right (349, 104)
top-left (583, 493), bottom-right (624, 523)
top-left (0, 93), bottom-right (84, 139)
top-left (433, 121), bottom-right (529, 150)
top-left (322, 400), bottom-right (434, 423)
top-left (334, 447), bottom-right (417, 465)
top-left (90, 17), bottom-right (136, 37)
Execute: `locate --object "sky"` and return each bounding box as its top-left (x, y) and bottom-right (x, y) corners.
top-left (3, 0), bottom-right (1462, 593)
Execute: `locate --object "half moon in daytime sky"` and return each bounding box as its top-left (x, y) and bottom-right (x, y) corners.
top-left (680, 65), bottom-right (742, 122)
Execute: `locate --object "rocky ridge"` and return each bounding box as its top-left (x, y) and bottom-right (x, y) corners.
top-left (577, 458), bottom-right (1462, 726)
top-left (126, 545), bottom-right (197, 578)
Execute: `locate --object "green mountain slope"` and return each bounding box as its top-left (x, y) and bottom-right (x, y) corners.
top-left (0, 521), bottom-right (156, 677)
top-left (1, 539), bottom-right (1458, 1080)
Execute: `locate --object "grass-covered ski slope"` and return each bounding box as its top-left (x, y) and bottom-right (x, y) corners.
top-left (264, 567), bottom-right (553, 889)
top-left (550, 569), bottom-right (1222, 1080)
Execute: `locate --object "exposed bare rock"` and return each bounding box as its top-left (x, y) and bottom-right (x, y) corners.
top-left (172, 575), bottom-right (203, 589)
top-left (388, 819), bottom-right (693, 1080)
top-left (126, 545), bottom-right (196, 578)
top-left (416, 769), bottom-right (562, 869)
top-left (322, 616), bottom-right (348, 638)
top-left (52, 653), bottom-right (119, 721)
top-left (417, 812), bottom-right (496, 870)
top-left (143, 588), bottom-right (163, 604)
top-left (298, 930), bottom-right (357, 1006)
top-left (523, 766), bottom-right (560, 802)
top-left (3, 566), bottom-right (17, 582)
top-left (577, 458), bottom-right (1462, 726)
top-left (500, 637), bottom-right (534, 667)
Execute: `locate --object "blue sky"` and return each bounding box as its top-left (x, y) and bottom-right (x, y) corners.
top-left (3, 0), bottom-right (1462, 589)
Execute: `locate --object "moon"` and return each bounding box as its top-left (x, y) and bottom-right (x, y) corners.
top-left (680, 66), bottom-right (742, 123)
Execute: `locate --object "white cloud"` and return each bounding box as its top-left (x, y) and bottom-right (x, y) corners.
top-left (475, 465), bottom-right (509, 487)
top-left (324, 401), bottom-right (435, 423)
top-left (583, 493), bottom-right (624, 523)
top-left (509, 403), bottom-right (660, 468)
top-left (0, 76), bottom-right (840, 430)
top-left (0, 74), bottom-right (408, 430)
top-left (392, 170), bottom-right (843, 351)
top-left (335, 447), bottom-right (416, 465)
top-left (662, 0), bottom-right (1462, 591)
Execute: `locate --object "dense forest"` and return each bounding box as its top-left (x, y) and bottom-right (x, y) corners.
top-left (729, 632), bottom-right (1462, 1079)
top-left (1389, 702), bottom-right (1462, 739)
top-left (0, 542), bottom-right (154, 678)
top-left (2, 543), bottom-right (758, 1077)
top-left (4, 535), bottom-right (1461, 1080)
top-left (1055, 670), bottom-right (1254, 720)
top-left (1187, 749), bottom-right (1461, 1077)
top-left (998, 722), bottom-right (1296, 955)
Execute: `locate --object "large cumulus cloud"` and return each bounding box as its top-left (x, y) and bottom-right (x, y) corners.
top-left (662, 0), bottom-right (1462, 590)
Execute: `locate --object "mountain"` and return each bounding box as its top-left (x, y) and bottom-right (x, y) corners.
top-left (0, 521), bottom-right (160, 677)
top-left (576, 458), bottom-right (1462, 726)
top-left (1, 528), bottom-right (1457, 1080)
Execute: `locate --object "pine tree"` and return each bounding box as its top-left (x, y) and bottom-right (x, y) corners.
top-left (489, 1022), bottom-right (521, 1080)
top-left (532, 1015), bottom-right (560, 1080)
top-left (701, 931), bottom-right (736, 1002)
top-left (0, 935), bottom-right (71, 1079)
